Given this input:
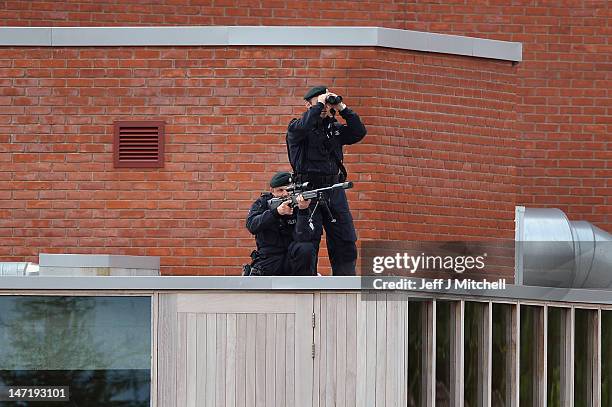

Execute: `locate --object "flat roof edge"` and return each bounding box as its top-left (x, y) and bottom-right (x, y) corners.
top-left (0, 276), bottom-right (608, 305)
top-left (0, 26), bottom-right (522, 62)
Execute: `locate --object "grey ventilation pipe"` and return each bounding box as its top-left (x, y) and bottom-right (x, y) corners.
top-left (515, 207), bottom-right (612, 288)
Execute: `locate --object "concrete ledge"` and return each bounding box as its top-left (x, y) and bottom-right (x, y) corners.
top-left (39, 253), bottom-right (160, 269)
top-left (0, 26), bottom-right (522, 62)
top-left (52, 26), bottom-right (228, 46)
top-left (227, 26), bottom-right (378, 47)
top-left (0, 27), bottom-right (51, 46)
top-left (0, 276), bottom-right (609, 304)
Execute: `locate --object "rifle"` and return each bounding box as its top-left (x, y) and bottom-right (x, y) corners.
top-left (267, 181), bottom-right (353, 211)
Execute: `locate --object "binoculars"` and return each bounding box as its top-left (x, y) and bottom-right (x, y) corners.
top-left (325, 94), bottom-right (343, 105)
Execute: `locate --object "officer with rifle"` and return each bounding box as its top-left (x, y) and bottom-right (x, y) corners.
top-left (286, 86), bottom-right (367, 275)
top-left (244, 172), bottom-right (315, 276)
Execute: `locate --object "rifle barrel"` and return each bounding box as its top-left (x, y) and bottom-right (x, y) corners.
top-left (301, 182), bottom-right (353, 199)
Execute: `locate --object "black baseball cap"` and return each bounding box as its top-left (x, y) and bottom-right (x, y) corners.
top-left (269, 172), bottom-right (292, 188)
top-left (303, 86), bottom-right (327, 101)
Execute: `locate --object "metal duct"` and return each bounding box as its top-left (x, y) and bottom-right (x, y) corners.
top-left (0, 262), bottom-right (39, 276)
top-left (515, 207), bottom-right (612, 288)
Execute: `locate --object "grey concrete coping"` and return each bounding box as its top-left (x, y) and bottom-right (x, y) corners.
top-left (0, 27), bottom-right (52, 46)
top-left (39, 254), bottom-right (160, 269)
top-left (0, 26), bottom-right (522, 62)
top-left (0, 276), bottom-right (609, 305)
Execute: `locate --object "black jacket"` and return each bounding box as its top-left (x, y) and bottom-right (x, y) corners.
top-left (246, 193), bottom-right (314, 256)
top-left (287, 102), bottom-right (367, 175)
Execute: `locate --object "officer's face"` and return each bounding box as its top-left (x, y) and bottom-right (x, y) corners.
top-left (271, 186), bottom-right (290, 198)
top-left (305, 97), bottom-right (331, 118)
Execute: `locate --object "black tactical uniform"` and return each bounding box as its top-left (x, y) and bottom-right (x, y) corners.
top-left (246, 192), bottom-right (315, 276)
top-left (286, 88), bottom-right (367, 275)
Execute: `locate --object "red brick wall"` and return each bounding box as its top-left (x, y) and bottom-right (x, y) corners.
top-left (1, 1), bottom-right (607, 228)
top-left (2, 0), bottom-right (609, 274)
top-left (0, 47), bottom-right (517, 275)
top-left (402, 1), bottom-right (611, 230)
top-left (0, 1), bottom-right (407, 28)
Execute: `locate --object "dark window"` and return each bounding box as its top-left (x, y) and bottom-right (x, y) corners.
top-left (0, 296), bottom-right (151, 406)
top-left (113, 121), bottom-right (165, 168)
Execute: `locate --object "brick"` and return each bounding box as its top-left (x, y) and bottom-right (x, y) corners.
top-left (1, 6), bottom-right (609, 274)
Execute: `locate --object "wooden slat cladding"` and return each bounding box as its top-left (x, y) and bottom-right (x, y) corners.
top-left (113, 121), bottom-right (165, 168)
top-left (158, 293), bottom-right (313, 407)
top-left (156, 293), bottom-right (612, 407)
top-left (315, 292), bottom-right (409, 407)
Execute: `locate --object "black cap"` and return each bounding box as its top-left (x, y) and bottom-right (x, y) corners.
top-left (269, 172), bottom-right (292, 188)
top-left (303, 86), bottom-right (327, 101)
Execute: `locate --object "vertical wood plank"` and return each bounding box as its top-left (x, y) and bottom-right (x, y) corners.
top-left (365, 295), bottom-right (377, 407)
top-left (186, 313), bottom-right (198, 407)
top-left (473, 302), bottom-right (490, 407)
top-left (177, 312), bottom-right (187, 407)
top-left (255, 313), bottom-right (266, 407)
top-left (265, 314), bottom-right (276, 407)
top-left (205, 314), bottom-right (217, 407)
top-left (319, 294), bottom-right (328, 407)
top-left (485, 302), bottom-right (492, 407)
top-left (395, 294), bottom-right (405, 407)
top-left (450, 301), bottom-right (464, 407)
top-left (345, 294), bottom-right (357, 407)
top-left (336, 294), bottom-right (347, 407)
top-left (295, 294), bottom-right (314, 407)
top-left (226, 314), bottom-right (237, 407)
top-left (540, 305), bottom-right (547, 407)
top-left (560, 307), bottom-right (575, 406)
top-left (476, 303), bottom-right (485, 407)
top-left (594, 309), bottom-right (602, 407)
top-left (246, 314), bottom-right (256, 407)
top-left (559, 308), bottom-right (574, 407)
top-left (394, 294), bottom-right (403, 407)
top-left (197, 314), bottom-right (207, 407)
top-left (385, 294), bottom-right (398, 407)
top-left (356, 291), bottom-right (367, 407)
top-left (507, 303), bottom-right (521, 407)
top-left (569, 307), bottom-right (575, 407)
top-left (159, 294), bottom-right (178, 407)
top-left (286, 313), bottom-right (295, 407)
top-left (424, 300), bottom-right (436, 406)
top-left (275, 314), bottom-right (287, 407)
top-left (216, 314), bottom-right (227, 407)
top-left (402, 297), bottom-right (409, 407)
top-left (312, 294), bottom-right (321, 407)
top-left (235, 314), bottom-right (247, 407)
top-left (375, 293), bottom-right (387, 407)
top-left (326, 294), bottom-right (337, 407)
top-left (151, 293), bottom-right (159, 407)
top-left (583, 309), bottom-right (598, 407)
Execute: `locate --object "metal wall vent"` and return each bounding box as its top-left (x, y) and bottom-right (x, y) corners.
top-left (113, 121), bottom-right (165, 168)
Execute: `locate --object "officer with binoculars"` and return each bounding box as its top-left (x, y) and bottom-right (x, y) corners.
top-left (286, 86), bottom-right (367, 275)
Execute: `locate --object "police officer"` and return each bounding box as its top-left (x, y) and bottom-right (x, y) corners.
top-left (245, 172), bottom-right (315, 276)
top-left (286, 86), bottom-right (367, 275)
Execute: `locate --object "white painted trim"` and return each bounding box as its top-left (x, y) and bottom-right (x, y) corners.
top-left (0, 26), bottom-right (522, 62)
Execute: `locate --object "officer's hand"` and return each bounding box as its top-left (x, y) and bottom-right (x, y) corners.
top-left (296, 194), bottom-right (311, 210)
top-left (317, 92), bottom-right (329, 105)
top-left (276, 200), bottom-right (293, 216)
